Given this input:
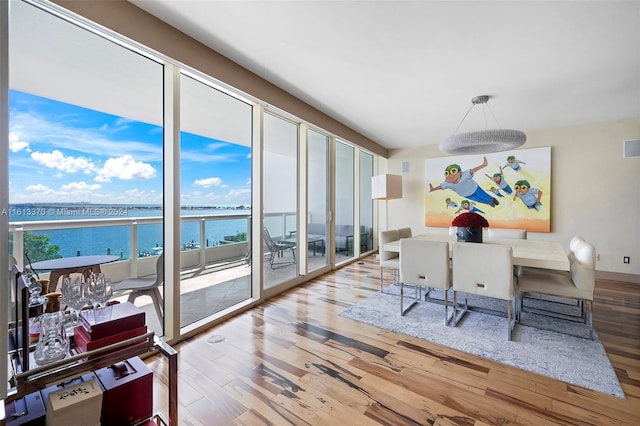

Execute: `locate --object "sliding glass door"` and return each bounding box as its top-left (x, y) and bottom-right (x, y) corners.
top-left (307, 129), bottom-right (329, 272)
top-left (8, 0), bottom-right (165, 335)
top-left (263, 113), bottom-right (298, 288)
top-left (335, 140), bottom-right (355, 263)
top-left (179, 73), bottom-right (253, 328)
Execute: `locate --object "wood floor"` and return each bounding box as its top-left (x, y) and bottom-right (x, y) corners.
top-left (145, 255), bottom-right (640, 425)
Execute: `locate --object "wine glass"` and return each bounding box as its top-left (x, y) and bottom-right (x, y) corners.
top-left (87, 273), bottom-right (112, 310)
top-left (62, 276), bottom-right (87, 326)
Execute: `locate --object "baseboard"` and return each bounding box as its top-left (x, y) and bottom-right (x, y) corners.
top-left (596, 270), bottom-right (640, 284)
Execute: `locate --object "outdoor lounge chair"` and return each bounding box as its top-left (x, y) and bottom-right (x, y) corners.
top-left (263, 227), bottom-right (296, 269)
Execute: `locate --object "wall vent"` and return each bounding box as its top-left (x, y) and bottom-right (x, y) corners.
top-left (623, 139), bottom-right (640, 158)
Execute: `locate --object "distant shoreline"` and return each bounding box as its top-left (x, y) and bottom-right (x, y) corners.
top-left (9, 203), bottom-right (251, 211)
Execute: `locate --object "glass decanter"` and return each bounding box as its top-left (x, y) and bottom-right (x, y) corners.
top-left (34, 292), bottom-right (69, 365)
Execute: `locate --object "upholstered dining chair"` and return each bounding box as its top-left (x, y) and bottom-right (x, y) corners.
top-left (397, 227), bottom-right (412, 239)
top-left (451, 242), bottom-right (515, 340)
top-left (399, 239), bottom-right (451, 321)
top-left (487, 228), bottom-right (527, 239)
top-left (517, 237), bottom-right (596, 339)
top-left (378, 229), bottom-right (400, 292)
top-left (112, 252), bottom-right (164, 323)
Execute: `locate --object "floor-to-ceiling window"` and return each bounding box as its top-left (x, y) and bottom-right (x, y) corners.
top-left (8, 0), bottom-right (165, 336)
top-left (335, 140), bottom-right (355, 263)
top-left (178, 73), bottom-right (253, 328)
top-left (3, 1), bottom-right (381, 357)
top-left (263, 113), bottom-right (298, 288)
top-left (307, 129), bottom-right (330, 272)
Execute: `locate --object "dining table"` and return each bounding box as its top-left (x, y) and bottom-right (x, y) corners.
top-left (29, 254), bottom-right (121, 292)
top-left (383, 234), bottom-right (570, 271)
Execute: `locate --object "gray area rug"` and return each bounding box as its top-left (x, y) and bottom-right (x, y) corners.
top-left (340, 286), bottom-right (625, 398)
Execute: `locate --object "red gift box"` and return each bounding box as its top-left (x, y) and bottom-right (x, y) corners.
top-left (79, 302), bottom-right (146, 340)
top-left (94, 356), bottom-right (153, 426)
top-left (3, 392), bottom-right (46, 426)
top-left (79, 302), bottom-right (145, 340)
top-left (73, 324), bottom-right (148, 358)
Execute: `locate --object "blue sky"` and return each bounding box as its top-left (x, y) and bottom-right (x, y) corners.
top-left (9, 90), bottom-right (252, 206)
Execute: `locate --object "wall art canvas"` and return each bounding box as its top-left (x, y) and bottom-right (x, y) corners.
top-left (425, 147), bottom-right (551, 232)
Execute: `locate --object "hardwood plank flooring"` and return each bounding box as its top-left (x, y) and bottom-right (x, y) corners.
top-left (145, 255), bottom-right (640, 425)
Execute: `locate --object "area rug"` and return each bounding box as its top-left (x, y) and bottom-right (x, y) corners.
top-left (340, 286), bottom-right (625, 398)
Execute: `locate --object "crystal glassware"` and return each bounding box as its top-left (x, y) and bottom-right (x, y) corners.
top-left (34, 292), bottom-right (68, 365)
top-left (62, 276), bottom-right (87, 326)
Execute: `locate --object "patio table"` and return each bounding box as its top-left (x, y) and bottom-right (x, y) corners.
top-left (29, 254), bottom-right (120, 291)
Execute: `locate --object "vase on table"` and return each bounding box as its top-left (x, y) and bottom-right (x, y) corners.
top-left (456, 227), bottom-right (483, 243)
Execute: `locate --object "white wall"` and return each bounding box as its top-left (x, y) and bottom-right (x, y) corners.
top-left (386, 117), bottom-right (640, 277)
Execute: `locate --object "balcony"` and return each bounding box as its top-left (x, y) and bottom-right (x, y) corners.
top-left (8, 211), bottom-right (362, 337)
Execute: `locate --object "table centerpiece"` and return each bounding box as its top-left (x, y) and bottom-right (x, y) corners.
top-left (452, 212), bottom-right (489, 243)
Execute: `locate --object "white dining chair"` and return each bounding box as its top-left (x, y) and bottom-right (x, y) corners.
top-left (452, 242), bottom-right (515, 340)
top-left (399, 239), bottom-right (450, 322)
top-left (517, 238), bottom-right (596, 339)
top-left (487, 228), bottom-right (527, 239)
top-left (398, 227), bottom-right (412, 239)
top-left (379, 229), bottom-right (400, 292)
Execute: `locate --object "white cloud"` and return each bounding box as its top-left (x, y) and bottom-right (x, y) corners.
top-left (61, 181), bottom-right (101, 191)
top-left (31, 150), bottom-right (98, 174)
top-left (227, 188), bottom-right (251, 197)
top-left (25, 183), bottom-right (55, 194)
top-left (9, 132), bottom-right (30, 152)
top-left (95, 155), bottom-right (157, 182)
top-left (194, 177), bottom-right (223, 188)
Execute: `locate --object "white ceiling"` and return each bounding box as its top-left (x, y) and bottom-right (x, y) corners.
top-left (130, 0), bottom-right (640, 150)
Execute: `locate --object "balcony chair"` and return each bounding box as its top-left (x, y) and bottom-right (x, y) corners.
top-left (517, 237), bottom-right (596, 339)
top-left (451, 242), bottom-right (516, 340)
top-left (399, 239), bottom-right (451, 322)
top-left (378, 229), bottom-right (400, 292)
top-left (397, 227), bottom-right (412, 239)
top-left (263, 227), bottom-right (296, 269)
top-left (112, 252), bottom-right (164, 323)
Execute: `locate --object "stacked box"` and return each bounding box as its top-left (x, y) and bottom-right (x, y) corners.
top-left (78, 303), bottom-right (145, 340)
top-left (94, 356), bottom-right (153, 426)
top-left (44, 378), bottom-right (102, 426)
top-left (3, 392), bottom-right (46, 426)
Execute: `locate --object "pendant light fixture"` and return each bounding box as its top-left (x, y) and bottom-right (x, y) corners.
top-left (440, 95), bottom-right (526, 155)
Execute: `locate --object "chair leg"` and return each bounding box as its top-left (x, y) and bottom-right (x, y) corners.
top-left (400, 281), bottom-right (418, 316)
top-left (150, 288), bottom-right (164, 323)
top-left (586, 300), bottom-right (593, 340)
top-left (507, 300), bottom-right (512, 341)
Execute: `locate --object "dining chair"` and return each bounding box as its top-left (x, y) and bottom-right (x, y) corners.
top-left (397, 227), bottom-right (412, 239)
top-left (399, 239), bottom-right (451, 321)
top-left (378, 229), bottom-right (400, 292)
top-left (517, 237), bottom-right (596, 339)
top-left (112, 252), bottom-right (164, 323)
top-left (487, 228), bottom-right (527, 239)
top-left (451, 242), bottom-right (515, 340)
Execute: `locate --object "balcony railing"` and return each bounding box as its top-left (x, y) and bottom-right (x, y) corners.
top-left (9, 214), bottom-right (251, 281)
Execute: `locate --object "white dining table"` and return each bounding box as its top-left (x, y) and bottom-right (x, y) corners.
top-left (383, 234), bottom-right (570, 271)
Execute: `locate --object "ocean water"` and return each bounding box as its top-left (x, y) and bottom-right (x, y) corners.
top-left (7, 204), bottom-right (251, 259)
